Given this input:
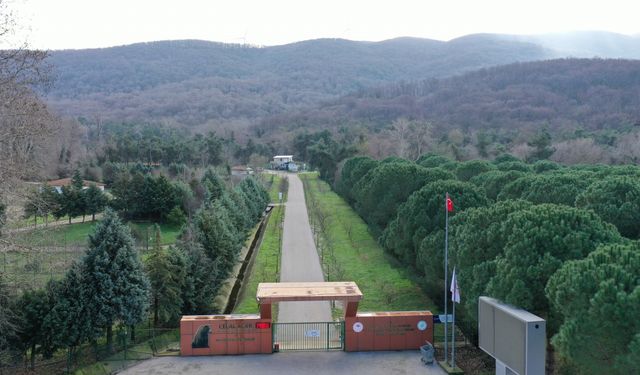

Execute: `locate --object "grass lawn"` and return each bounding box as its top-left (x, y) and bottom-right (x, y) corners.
top-left (300, 173), bottom-right (435, 312)
top-left (233, 204), bottom-right (283, 314)
top-left (4, 220), bottom-right (183, 291)
top-left (13, 221), bottom-right (182, 247)
top-left (265, 173), bottom-right (288, 203)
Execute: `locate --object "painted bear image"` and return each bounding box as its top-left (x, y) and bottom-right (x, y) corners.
top-left (192, 325), bottom-right (211, 348)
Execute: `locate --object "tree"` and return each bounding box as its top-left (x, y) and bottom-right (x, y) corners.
top-left (455, 160), bottom-right (496, 181)
top-left (546, 242), bottom-right (640, 374)
top-left (43, 262), bottom-right (92, 359)
top-left (145, 175), bottom-right (179, 221)
top-left (486, 204), bottom-right (621, 317)
top-left (416, 154), bottom-right (453, 168)
top-left (193, 202), bottom-right (241, 276)
top-left (448, 200), bottom-right (533, 335)
top-left (82, 209), bottom-right (150, 351)
top-left (469, 170), bottom-right (525, 201)
top-left (178, 235), bottom-right (218, 314)
top-left (201, 168), bottom-right (225, 203)
top-left (16, 287), bottom-right (57, 368)
top-left (56, 185), bottom-right (83, 223)
top-left (145, 225), bottom-right (186, 327)
top-left (528, 128), bottom-right (555, 161)
top-left (497, 172), bottom-right (592, 205)
top-left (0, 273), bottom-right (17, 352)
top-left (84, 184), bottom-right (107, 221)
top-left (381, 179), bottom-right (489, 267)
top-left (0, 0), bottom-right (54, 196)
top-left (335, 156), bottom-right (378, 204)
top-left (575, 176), bottom-right (640, 238)
top-left (352, 163), bottom-right (455, 235)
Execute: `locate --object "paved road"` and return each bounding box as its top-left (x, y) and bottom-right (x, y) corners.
top-left (277, 173), bottom-right (332, 323)
top-left (120, 351), bottom-right (447, 375)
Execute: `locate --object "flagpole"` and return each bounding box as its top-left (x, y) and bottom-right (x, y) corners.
top-left (444, 192), bottom-right (449, 364)
top-left (451, 268), bottom-right (456, 369)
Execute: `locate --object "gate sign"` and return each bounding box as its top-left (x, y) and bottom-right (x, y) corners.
top-left (434, 314), bottom-right (453, 324)
top-left (352, 322), bottom-right (364, 333)
top-left (417, 320), bottom-right (428, 331)
top-left (305, 329), bottom-right (321, 338)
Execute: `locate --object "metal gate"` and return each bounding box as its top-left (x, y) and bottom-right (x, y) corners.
top-left (272, 321), bottom-right (344, 351)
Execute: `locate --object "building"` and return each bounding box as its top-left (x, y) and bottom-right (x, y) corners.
top-left (272, 155), bottom-right (294, 170)
top-left (47, 178), bottom-right (106, 193)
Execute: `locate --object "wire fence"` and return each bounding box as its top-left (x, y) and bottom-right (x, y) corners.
top-left (0, 327), bottom-right (179, 375)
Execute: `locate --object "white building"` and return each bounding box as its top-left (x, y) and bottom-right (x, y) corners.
top-left (273, 155), bottom-right (294, 169)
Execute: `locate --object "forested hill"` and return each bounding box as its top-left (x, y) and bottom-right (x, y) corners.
top-left (259, 59), bottom-right (640, 135)
top-left (46, 36), bottom-right (552, 123)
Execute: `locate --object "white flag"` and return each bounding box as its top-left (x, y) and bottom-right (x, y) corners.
top-left (450, 267), bottom-right (460, 303)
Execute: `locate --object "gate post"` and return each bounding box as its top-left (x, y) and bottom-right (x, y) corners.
top-left (259, 303), bottom-right (272, 320)
top-left (344, 300), bottom-right (359, 318)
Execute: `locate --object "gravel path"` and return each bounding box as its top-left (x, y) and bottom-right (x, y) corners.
top-left (277, 173), bottom-right (332, 323)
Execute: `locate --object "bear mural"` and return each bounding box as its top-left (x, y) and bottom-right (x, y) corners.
top-left (192, 325), bottom-right (211, 348)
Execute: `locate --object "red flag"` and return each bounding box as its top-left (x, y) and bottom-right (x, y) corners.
top-left (447, 197), bottom-right (454, 212)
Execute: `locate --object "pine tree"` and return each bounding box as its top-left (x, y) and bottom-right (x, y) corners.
top-left (44, 263), bottom-right (92, 358)
top-left (178, 236), bottom-right (218, 314)
top-left (84, 184), bottom-right (107, 221)
top-left (145, 225), bottom-right (186, 327)
top-left (71, 169), bottom-right (84, 190)
top-left (83, 209), bottom-right (150, 351)
top-left (16, 286), bottom-right (57, 368)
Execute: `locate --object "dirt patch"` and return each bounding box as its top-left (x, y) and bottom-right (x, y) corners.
top-left (434, 344), bottom-right (495, 375)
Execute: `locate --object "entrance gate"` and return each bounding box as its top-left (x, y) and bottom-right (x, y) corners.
top-left (273, 321), bottom-right (344, 351)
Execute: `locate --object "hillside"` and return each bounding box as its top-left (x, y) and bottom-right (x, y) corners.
top-left (257, 58), bottom-right (640, 137)
top-left (45, 36), bottom-right (553, 124)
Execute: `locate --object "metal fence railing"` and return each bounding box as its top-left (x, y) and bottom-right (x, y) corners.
top-left (273, 322), bottom-right (344, 351)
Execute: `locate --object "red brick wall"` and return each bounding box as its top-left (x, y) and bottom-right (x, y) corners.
top-left (180, 316), bottom-right (272, 356)
top-left (344, 312), bottom-right (433, 352)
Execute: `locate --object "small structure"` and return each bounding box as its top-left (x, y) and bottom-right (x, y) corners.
top-left (478, 296), bottom-right (546, 375)
top-left (272, 155), bottom-right (293, 170)
top-left (47, 178), bottom-right (105, 193)
top-left (180, 281), bottom-right (434, 355)
top-left (256, 281), bottom-right (363, 320)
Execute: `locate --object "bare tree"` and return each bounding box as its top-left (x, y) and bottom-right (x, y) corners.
top-left (0, 0), bottom-right (57, 224)
top-left (551, 138), bottom-right (610, 165)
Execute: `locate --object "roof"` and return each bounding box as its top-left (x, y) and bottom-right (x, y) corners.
top-left (256, 281), bottom-right (363, 303)
top-left (273, 155), bottom-right (293, 159)
top-left (46, 178), bottom-right (105, 187)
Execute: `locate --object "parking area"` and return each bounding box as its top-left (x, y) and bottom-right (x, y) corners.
top-left (120, 351), bottom-right (447, 375)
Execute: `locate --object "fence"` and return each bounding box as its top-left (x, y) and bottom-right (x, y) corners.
top-left (0, 328), bottom-right (179, 375)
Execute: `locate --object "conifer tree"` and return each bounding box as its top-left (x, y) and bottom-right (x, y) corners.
top-left (145, 225), bottom-right (186, 326)
top-left (178, 236), bottom-right (218, 314)
top-left (44, 263), bottom-right (92, 359)
top-left (84, 184), bottom-right (107, 221)
top-left (82, 209), bottom-right (150, 351)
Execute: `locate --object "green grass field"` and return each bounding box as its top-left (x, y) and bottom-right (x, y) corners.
top-left (13, 221), bottom-right (182, 247)
top-left (233, 205), bottom-right (283, 314)
top-left (3, 220), bottom-right (183, 292)
top-left (300, 173), bottom-right (435, 312)
top-left (265, 173), bottom-right (288, 203)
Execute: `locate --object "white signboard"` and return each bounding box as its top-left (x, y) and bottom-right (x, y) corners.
top-left (278, 192), bottom-right (283, 201)
top-left (305, 330), bottom-right (321, 338)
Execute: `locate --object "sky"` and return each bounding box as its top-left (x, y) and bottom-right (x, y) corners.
top-left (8, 0), bottom-right (640, 50)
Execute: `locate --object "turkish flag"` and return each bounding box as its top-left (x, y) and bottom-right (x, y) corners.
top-left (447, 197), bottom-right (454, 212)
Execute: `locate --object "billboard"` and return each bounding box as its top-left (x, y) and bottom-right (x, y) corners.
top-left (478, 297), bottom-right (545, 375)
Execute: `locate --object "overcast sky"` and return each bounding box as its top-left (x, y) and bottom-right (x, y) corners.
top-left (9, 0), bottom-right (640, 50)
